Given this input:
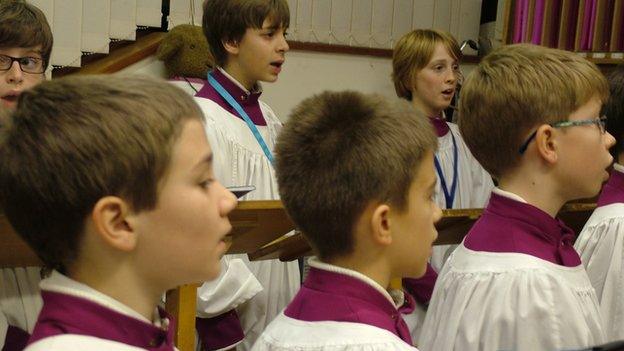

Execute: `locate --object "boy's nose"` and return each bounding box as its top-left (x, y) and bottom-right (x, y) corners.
top-left (278, 34), bottom-right (289, 53)
top-left (433, 203), bottom-right (442, 224)
top-left (220, 185), bottom-right (238, 216)
top-left (604, 131), bottom-right (616, 150)
top-left (5, 61), bottom-right (23, 84)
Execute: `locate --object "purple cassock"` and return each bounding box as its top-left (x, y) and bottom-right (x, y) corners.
top-left (195, 68), bottom-right (267, 125)
top-left (464, 190), bottom-right (581, 267)
top-left (598, 167), bottom-right (624, 206)
top-left (284, 264), bottom-right (415, 346)
top-left (28, 290), bottom-right (175, 350)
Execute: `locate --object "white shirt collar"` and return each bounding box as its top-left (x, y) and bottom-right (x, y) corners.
top-left (216, 66), bottom-right (263, 94)
top-left (40, 271), bottom-right (163, 326)
top-left (308, 258), bottom-right (405, 308)
top-left (492, 187), bottom-right (528, 203)
top-left (614, 163), bottom-right (624, 174)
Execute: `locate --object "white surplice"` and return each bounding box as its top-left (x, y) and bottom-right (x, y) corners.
top-left (429, 123), bottom-right (493, 272)
top-left (419, 244), bottom-right (605, 351)
top-left (0, 267), bottom-right (42, 348)
top-left (194, 96), bottom-right (300, 350)
top-left (574, 164), bottom-right (624, 342)
top-left (251, 314), bottom-right (419, 351)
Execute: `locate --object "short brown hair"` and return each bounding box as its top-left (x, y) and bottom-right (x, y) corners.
top-left (275, 91), bottom-right (437, 261)
top-left (458, 44), bottom-right (609, 179)
top-left (0, 75), bottom-right (202, 271)
top-left (392, 29), bottom-right (461, 100)
top-left (0, 0), bottom-right (53, 69)
top-left (202, 0), bottom-right (290, 67)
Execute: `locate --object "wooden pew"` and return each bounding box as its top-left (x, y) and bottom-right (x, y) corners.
top-left (248, 202), bottom-right (597, 262)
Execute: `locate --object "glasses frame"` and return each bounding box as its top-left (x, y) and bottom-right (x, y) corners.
top-left (518, 115), bottom-right (607, 154)
top-left (0, 54), bottom-right (45, 74)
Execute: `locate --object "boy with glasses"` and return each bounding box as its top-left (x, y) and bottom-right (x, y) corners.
top-left (0, 1), bottom-right (52, 350)
top-left (575, 65), bottom-right (624, 342)
top-left (419, 44), bottom-right (614, 351)
top-left (0, 0), bottom-right (51, 110)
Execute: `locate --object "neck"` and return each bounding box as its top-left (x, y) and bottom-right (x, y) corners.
top-left (325, 254), bottom-right (391, 290)
top-left (618, 152), bottom-right (624, 166)
top-left (497, 173), bottom-right (566, 218)
top-left (222, 62), bottom-right (255, 91)
top-left (410, 99), bottom-right (441, 118)
top-left (69, 262), bottom-right (162, 321)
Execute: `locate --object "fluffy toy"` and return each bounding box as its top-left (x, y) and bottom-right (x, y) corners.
top-left (156, 24), bottom-right (214, 79)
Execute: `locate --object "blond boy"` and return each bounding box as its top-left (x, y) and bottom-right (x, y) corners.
top-left (420, 44), bottom-right (614, 350)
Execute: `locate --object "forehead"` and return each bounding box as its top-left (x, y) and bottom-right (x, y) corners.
top-left (0, 45), bottom-right (42, 57)
top-left (568, 96), bottom-right (602, 121)
top-left (411, 151), bottom-right (436, 190)
top-left (169, 119), bottom-right (211, 173)
top-left (428, 43), bottom-right (456, 62)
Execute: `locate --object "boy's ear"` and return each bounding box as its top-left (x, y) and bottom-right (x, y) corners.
top-left (535, 125), bottom-right (558, 164)
top-left (370, 203), bottom-right (393, 247)
top-left (91, 196), bottom-right (137, 252)
top-left (223, 39), bottom-right (240, 55)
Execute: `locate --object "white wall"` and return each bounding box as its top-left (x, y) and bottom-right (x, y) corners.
top-left (120, 50), bottom-right (476, 122)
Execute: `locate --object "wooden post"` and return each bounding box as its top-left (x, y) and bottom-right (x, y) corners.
top-left (166, 284), bottom-right (197, 351)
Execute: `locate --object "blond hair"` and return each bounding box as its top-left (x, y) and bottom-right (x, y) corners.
top-left (392, 29), bottom-right (461, 100)
top-left (458, 44), bottom-right (609, 178)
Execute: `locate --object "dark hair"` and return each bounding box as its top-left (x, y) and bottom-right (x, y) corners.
top-left (275, 91), bottom-right (437, 261)
top-left (0, 75), bottom-right (202, 271)
top-left (202, 0), bottom-right (289, 66)
top-left (605, 65), bottom-right (624, 159)
top-left (0, 0), bottom-right (53, 69)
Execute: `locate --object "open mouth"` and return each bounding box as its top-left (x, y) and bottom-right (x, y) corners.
top-left (1, 94), bottom-right (19, 103)
top-left (270, 61), bottom-right (284, 69)
top-left (442, 88), bottom-right (454, 97)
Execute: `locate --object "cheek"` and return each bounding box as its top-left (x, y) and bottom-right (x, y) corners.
top-left (23, 75), bottom-right (44, 90)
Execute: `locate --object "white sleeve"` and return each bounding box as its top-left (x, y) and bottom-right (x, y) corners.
top-left (574, 204), bottom-right (624, 340)
top-left (0, 310), bottom-right (7, 348)
top-left (196, 257), bottom-right (263, 317)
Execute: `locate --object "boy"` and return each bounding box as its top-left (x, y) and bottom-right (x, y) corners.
top-left (575, 64), bottom-right (624, 342)
top-left (392, 29), bottom-right (493, 271)
top-left (194, 1), bottom-right (299, 349)
top-left (0, 0), bottom-right (51, 110)
top-left (391, 28), bottom-right (493, 339)
top-left (252, 91), bottom-right (441, 350)
top-left (0, 75), bottom-right (238, 350)
top-left (419, 44), bottom-right (614, 350)
top-left (0, 1), bottom-right (52, 350)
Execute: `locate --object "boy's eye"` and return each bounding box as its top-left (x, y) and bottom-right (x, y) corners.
top-left (200, 178), bottom-right (215, 189)
top-left (19, 57), bottom-right (42, 70)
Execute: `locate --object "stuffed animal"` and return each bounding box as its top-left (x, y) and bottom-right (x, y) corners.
top-left (156, 24), bottom-right (214, 79)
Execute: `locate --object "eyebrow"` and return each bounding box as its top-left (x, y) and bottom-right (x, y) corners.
top-left (192, 153), bottom-right (213, 172)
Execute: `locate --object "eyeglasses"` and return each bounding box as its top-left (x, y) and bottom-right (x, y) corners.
top-left (518, 115), bottom-right (607, 154)
top-left (0, 54), bottom-right (45, 74)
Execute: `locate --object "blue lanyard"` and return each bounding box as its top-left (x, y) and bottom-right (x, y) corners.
top-left (434, 130), bottom-right (459, 209)
top-left (207, 71), bottom-right (275, 165)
